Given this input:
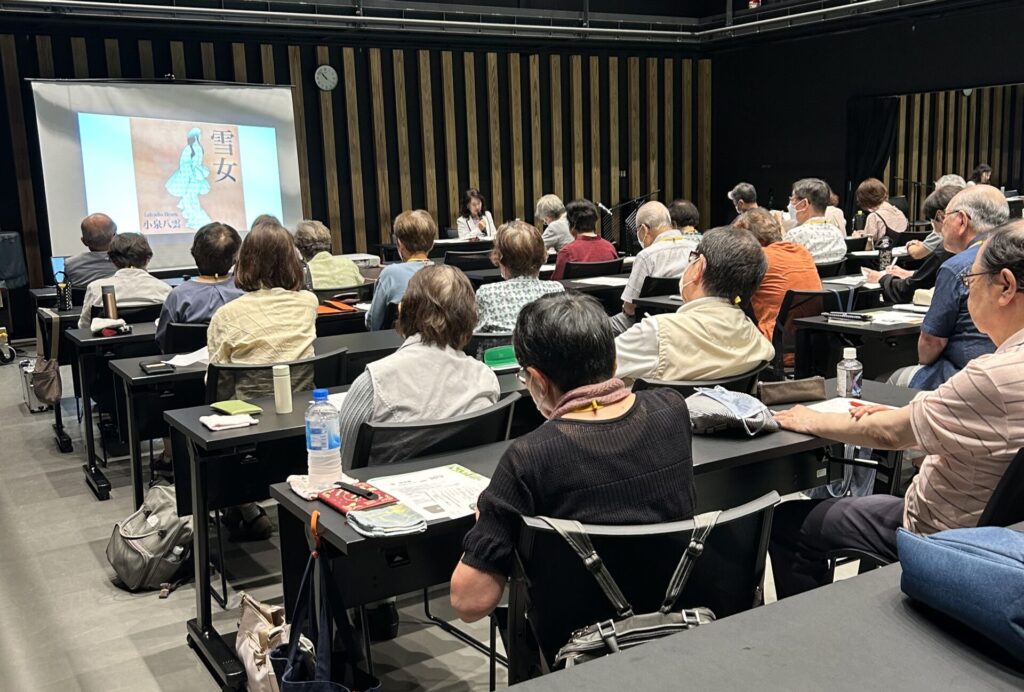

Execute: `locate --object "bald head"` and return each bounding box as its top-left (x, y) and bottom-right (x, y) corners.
top-left (80, 213), bottom-right (117, 251)
top-left (943, 185), bottom-right (1010, 253)
top-left (636, 201), bottom-right (672, 231)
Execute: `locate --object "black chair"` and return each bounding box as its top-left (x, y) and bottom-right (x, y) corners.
top-left (161, 322), bottom-right (209, 355)
top-left (205, 346), bottom-right (348, 403)
top-left (465, 331), bottom-right (514, 360)
top-left (771, 290), bottom-right (845, 379)
top-left (506, 491), bottom-right (780, 680)
top-left (71, 286), bottom-right (88, 306)
top-left (350, 392), bottom-right (521, 468)
top-left (885, 228), bottom-right (931, 247)
top-left (312, 283), bottom-right (373, 303)
top-left (428, 239), bottom-right (493, 259)
top-left (90, 303), bottom-right (163, 323)
top-left (445, 228), bottom-right (460, 239)
top-left (844, 236), bottom-right (868, 253)
top-left (444, 250), bottom-right (495, 272)
top-left (563, 258), bottom-right (625, 280)
top-left (889, 195), bottom-right (910, 217)
top-left (380, 302), bottom-right (400, 330)
top-left (815, 259), bottom-right (847, 278)
top-left (633, 361), bottom-right (769, 398)
top-left (639, 276), bottom-right (681, 298)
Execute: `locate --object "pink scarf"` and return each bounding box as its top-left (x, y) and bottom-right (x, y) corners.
top-left (549, 378), bottom-right (632, 420)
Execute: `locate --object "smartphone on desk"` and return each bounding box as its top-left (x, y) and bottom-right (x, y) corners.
top-left (140, 361), bottom-right (175, 375)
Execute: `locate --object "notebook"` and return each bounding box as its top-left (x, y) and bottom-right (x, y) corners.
top-left (318, 482), bottom-right (397, 514)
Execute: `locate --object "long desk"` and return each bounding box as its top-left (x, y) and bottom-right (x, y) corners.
top-left (794, 311), bottom-right (922, 381)
top-left (466, 256), bottom-right (636, 286)
top-left (511, 527), bottom-right (1024, 690)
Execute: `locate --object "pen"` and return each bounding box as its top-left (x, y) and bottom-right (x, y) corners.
top-left (335, 482), bottom-right (378, 500)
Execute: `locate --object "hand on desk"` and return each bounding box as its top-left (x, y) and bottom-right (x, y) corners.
top-left (887, 266), bottom-right (914, 279)
top-left (850, 404), bottom-right (890, 421)
top-left (773, 405), bottom-right (819, 433)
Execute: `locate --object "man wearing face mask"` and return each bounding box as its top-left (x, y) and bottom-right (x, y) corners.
top-left (613, 227), bottom-right (775, 383)
top-left (449, 291), bottom-right (697, 623)
top-left (728, 182), bottom-right (759, 222)
top-left (608, 201), bottom-right (699, 335)
top-left (782, 178), bottom-right (847, 264)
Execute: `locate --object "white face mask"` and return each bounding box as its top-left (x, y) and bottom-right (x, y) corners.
top-left (787, 202), bottom-right (798, 219)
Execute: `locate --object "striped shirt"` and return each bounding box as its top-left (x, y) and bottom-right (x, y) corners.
top-left (905, 325), bottom-right (1024, 533)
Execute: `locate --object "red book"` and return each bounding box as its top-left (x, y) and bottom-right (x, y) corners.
top-left (317, 482), bottom-right (397, 514)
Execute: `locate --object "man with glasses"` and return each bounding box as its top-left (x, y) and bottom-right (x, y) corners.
top-left (888, 185), bottom-right (1008, 390)
top-left (782, 178), bottom-right (847, 264)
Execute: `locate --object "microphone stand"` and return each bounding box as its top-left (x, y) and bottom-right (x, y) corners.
top-left (893, 177), bottom-right (928, 226)
top-left (598, 189), bottom-right (661, 255)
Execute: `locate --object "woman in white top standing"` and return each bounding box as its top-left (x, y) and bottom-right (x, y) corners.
top-left (456, 188), bottom-right (497, 239)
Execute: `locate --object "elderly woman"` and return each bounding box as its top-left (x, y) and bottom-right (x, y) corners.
top-left (770, 220), bottom-right (1024, 598)
top-left (475, 220), bottom-right (563, 332)
top-left (456, 188), bottom-right (497, 239)
top-left (78, 232), bottom-right (172, 329)
top-left (293, 219), bottom-right (362, 289)
top-left (614, 227), bottom-right (775, 382)
top-left (366, 210), bottom-right (436, 331)
top-left (450, 291), bottom-right (697, 622)
top-left (854, 178), bottom-right (908, 243)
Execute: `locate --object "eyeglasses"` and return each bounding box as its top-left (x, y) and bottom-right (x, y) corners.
top-left (959, 270), bottom-right (997, 290)
top-left (946, 208), bottom-right (972, 223)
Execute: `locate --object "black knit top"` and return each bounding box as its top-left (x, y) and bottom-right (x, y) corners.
top-left (461, 388), bottom-right (696, 576)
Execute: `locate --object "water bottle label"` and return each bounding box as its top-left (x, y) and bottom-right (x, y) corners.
top-left (837, 367), bottom-right (863, 398)
top-left (305, 422), bottom-right (341, 450)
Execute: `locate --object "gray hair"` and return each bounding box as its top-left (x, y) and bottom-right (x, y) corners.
top-left (695, 227), bottom-right (767, 303)
top-left (294, 219), bottom-right (333, 260)
top-left (728, 182), bottom-right (757, 204)
top-left (636, 201), bottom-right (672, 230)
top-left (935, 174), bottom-right (967, 189)
top-left (791, 178), bottom-right (831, 213)
top-left (979, 219), bottom-right (1024, 288)
top-left (535, 194), bottom-right (565, 223)
top-left (953, 187), bottom-right (1010, 233)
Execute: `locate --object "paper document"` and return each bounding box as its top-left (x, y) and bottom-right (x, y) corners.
top-left (807, 398), bottom-right (893, 414)
top-left (893, 303), bottom-right (929, 314)
top-left (849, 250), bottom-right (879, 257)
top-left (540, 263), bottom-right (556, 272)
top-left (354, 302), bottom-right (372, 312)
top-left (572, 276), bottom-right (630, 287)
top-left (866, 310), bottom-right (925, 325)
top-left (327, 392), bottom-right (348, 410)
top-left (342, 253), bottom-right (380, 267)
top-left (368, 464), bottom-right (491, 521)
top-left (828, 275), bottom-right (867, 286)
top-left (893, 246), bottom-right (909, 257)
top-left (162, 346), bottom-right (209, 367)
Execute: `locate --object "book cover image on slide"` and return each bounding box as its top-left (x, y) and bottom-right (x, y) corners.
top-left (130, 117), bottom-right (246, 232)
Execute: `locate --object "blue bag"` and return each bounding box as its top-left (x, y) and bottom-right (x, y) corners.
top-left (897, 526), bottom-right (1024, 663)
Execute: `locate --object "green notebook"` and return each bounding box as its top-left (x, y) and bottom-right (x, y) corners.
top-left (210, 400), bottom-right (263, 416)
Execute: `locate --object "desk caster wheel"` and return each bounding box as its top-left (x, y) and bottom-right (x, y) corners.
top-left (0, 344), bottom-right (14, 364)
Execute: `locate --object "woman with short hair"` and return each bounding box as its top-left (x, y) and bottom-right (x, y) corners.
top-left (78, 232), bottom-right (172, 329)
top-left (366, 210), bottom-right (436, 330)
top-left (855, 178), bottom-right (908, 243)
top-left (475, 221), bottom-right (564, 332)
top-left (293, 219), bottom-right (362, 289)
top-left (449, 291), bottom-right (697, 622)
top-left (456, 188), bottom-right (497, 239)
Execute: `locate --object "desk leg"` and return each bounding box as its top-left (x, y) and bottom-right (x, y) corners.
top-left (80, 350), bottom-right (110, 501)
top-left (185, 439), bottom-right (246, 691)
top-left (123, 378), bottom-right (144, 509)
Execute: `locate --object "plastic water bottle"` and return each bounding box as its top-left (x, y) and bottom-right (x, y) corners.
top-left (877, 235), bottom-right (893, 271)
top-left (305, 389), bottom-right (342, 485)
top-left (837, 347), bottom-right (863, 398)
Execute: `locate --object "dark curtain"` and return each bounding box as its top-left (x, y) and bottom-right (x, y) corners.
top-left (844, 96), bottom-right (900, 217)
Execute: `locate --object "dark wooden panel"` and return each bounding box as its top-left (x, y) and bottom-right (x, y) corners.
top-left (35, 36), bottom-right (54, 78)
top-left (999, 85), bottom-right (1011, 185)
top-left (608, 56), bottom-right (619, 223)
top-left (966, 90), bottom-right (977, 172)
top-left (895, 95), bottom-right (907, 196)
top-left (1013, 86), bottom-right (1023, 189)
top-left (139, 40), bottom-right (154, 78)
top-left (646, 57), bottom-right (658, 198)
top-left (441, 52), bottom-right (460, 226)
top-left (992, 86), bottom-right (1004, 182)
top-left (104, 38), bottom-right (120, 78)
top-left (979, 87), bottom-right (991, 168)
top-left (393, 49), bottom-right (412, 211)
top-left (418, 50), bottom-right (439, 221)
top-left (682, 59), bottom-right (693, 200)
top-left (945, 90), bottom-right (955, 176)
top-left (549, 55), bottom-right (563, 199)
top-left (342, 47), bottom-right (366, 253)
top-left (201, 42), bottom-right (216, 80)
top-left (957, 90), bottom-right (968, 176)
top-left (71, 37), bottom-right (89, 78)
top-left (934, 90), bottom-right (945, 179)
top-left (170, 40), bottom-right (186, 79)
top-left (287, 45), bottom-right (312, 217)
top-left (920, 93), bottom-right (930, 195)
top-left (664, 58), bottom-right (674, 203)
top-left (487, 52), bottom-right (503, 222)
top-left (464, 53), bottom-right (480, 190)
top-left (628, 57), bottom-right (640, 199)
top-left (570, 54), bottom-right (583, 200)
top-left (590, 56), bottom-right (601, 208)
top-left (260, 44), bottom-right (275, 84)
top-left (697, 59), bottom-right (712, 227)
top-left (369, 48), bottom-right (392, 244)
top-left (908, 93), bottom-right (921, 197)
top-left (316, 45), bottom-right (342, 247)
top-left (232, 43), bottom-right (247, 82)
top-left (529, 53), bottom-right (542, 221)
top-left (509, 53), bottom-right (525, 221)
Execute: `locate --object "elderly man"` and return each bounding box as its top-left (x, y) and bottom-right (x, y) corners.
top-left (615, 227), bottom-right (775, 382)
top-left (770, 219), bottom-right (1024, 598)
top-left (609, 201), bottom-right (699, 334)
top-left (534, 194), bottom-right (573, 251)
top-left (782, 178), bottom-right (847, 264)
top-left (66, 213), bottom-right (118, 286)
top-left (293, 219), bottom-right (362, 289)
top-left (728, 183), bottom-right (759, 221)
top-left (889, 185), bottom-right (1008, 390)
top-left (905, 174), bottom-right (968, 260)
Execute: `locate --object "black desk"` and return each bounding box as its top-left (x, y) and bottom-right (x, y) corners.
top-left (631, 293), bottom-right (682, 314)
top-left (794, 311), bottom-right (922, 381)
top-left (510, 532), bottom-right (1024, 691)
top-left (29, 277), bottom-right (185, 310)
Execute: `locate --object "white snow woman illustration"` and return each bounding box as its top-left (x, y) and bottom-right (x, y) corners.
top-left (164, 126), bottom-right (213, 228)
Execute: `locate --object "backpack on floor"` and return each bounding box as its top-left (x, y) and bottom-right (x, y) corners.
top-left (106, 483), bottom-right (193, 592)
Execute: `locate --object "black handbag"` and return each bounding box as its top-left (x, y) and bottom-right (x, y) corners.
top-left (544, 510), bottom-right (721, 669)
top-left (54, 271), bottom-right (73, 311)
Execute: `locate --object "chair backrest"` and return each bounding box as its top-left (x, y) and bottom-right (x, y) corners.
top-left (639, 276), bottom-right (682, 298)
top-left (510, 491), bottom-right (779, 671)
top-left (889, 195), bottom-right (909, 216)
top-left (444, 250), bottom-right (495, 271)
top-left (464, 331), bottom-right (514, 360)
top-left (204, 346), bottom-right (348, 402)
top-left (979, 448), bottom-right (1024, 528)
top-left (162, 322), bottom-right (209, 355)
top-left (381, 302), bottom-right (400, 331)
top-left (428, 240), bottom-right (493, 258)
top-left (70, 286), bottom-right (88, 305)
top-left (312, 283), bottom-right (372, 303)
top-left (563, 258), bottom-right (624, 279)
top-left (90, 303), bottom-right (163, 324)
top-left (885, 228), bottom-right (931, 247)
top-left (844, 236), bottom-right (868, 253)
top-left (350, 392), bottom-right (521, 468)
top-left (815, 259), bottom-right (847, 278)
top-left (771, 290), bottom-right (845, 376)
top-left (445, 227), bottom-right (460, 239)
top-left (633, 361), bottom-right (768, 398)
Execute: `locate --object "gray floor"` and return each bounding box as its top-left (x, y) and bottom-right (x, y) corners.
top-left (0, 352), bottom-right (502, 691)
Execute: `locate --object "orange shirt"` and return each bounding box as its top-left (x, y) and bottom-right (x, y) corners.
top-left (750, 242), bottom-right (822, 341)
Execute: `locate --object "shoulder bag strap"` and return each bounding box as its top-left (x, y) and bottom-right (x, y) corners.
top-left (39, 307), bottom-right (60, 362)
top-left (539, 516), bottom-right (634, 618)
top-left (659, 510), bottom-right (722, 614)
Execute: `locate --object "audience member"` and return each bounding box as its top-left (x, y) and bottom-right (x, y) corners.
top-left (668, 199), bottom-right (702, 238)
top-left (615, 227), bottom-right (774, 382)
top-left (535, 194), bottom-right (573, 251)
top-left (366, 210), bottom-right (436, 331)
top-left (825, 189), bottom-right (848, 234)
top-left (736, 209), bottom-right (822, 341)
top-left (475, 221), bottom-right (563, 332)
top-left (550, 199), bottom-right (618, 280)
top-left (889, 185), bottom-right (1007, 390)
top-left (339, 265), bottom-right (500, 468)
top-left (935, 173), bottom-right (967, 189)
top-left (863, 186), bottom-right (958, 303)
top-left (450, 292), bottom-right (697, 622)
top-left (610, 201), bottom-right (698, 334)
top-left (728, 183), bottom-right (759, 221)
top-left (908, 176), bottom-right (967, 259)
top-left (969, 163), bottom-right (993, 186)
top-left (854, 178), bottom-right (908, 243)
top-left (770, 219), bottom-right (1024, 598)
top-left (456, 188), bottom-right (497, 239)
top-left (250, 214), bottom-right (282, 231)
top-left (78, 233), bottom-right (171, 329)
top-left (783, 178), bottom-right (847, 264)
top-left (66, 213), bottom-right (117, 286)
top-left (156, 222), bottom-right (243, 352)
top-left (294, 219), bottom-right (362, 289)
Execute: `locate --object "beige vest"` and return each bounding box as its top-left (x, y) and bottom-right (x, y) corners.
top-left (652, 298), bottom-right (775, 381)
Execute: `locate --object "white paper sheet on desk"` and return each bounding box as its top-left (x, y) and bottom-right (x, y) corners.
top-left (806, 398), bottom-right (892, 414)
top-left (368, 464), bottom-right (491, 521)
top-left (162, 346), bottom-right (209, 367)
top-left (354, 303), bottom-right (371, 312)
top-left (327, 392), bottom-right (348, 410)
top-left (849, 250), bottom-right (880, 257)
top-left (866, 310), bottom-right (925, 325)
top-left (828, 275), bottom-right (867, 286)
top-left (893, 303), bottom-right (930, 314)
top-left (540, 263), bottom-right (556, 272)
top-left (572, 276), bottom-right (631, 287)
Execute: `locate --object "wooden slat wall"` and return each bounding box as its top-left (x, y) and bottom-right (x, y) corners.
top-left (883, 84), bottom-right (1024, 206)
top-left (0, 32), bottom-right (709, 283)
